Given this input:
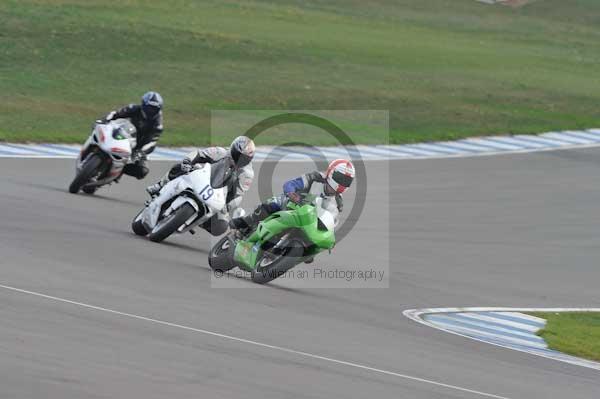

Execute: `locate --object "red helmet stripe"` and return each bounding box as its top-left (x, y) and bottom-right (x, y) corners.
top-left (326, 159), bottom-right (355, 195)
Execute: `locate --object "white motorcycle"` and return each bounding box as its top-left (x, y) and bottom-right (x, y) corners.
top-left (69, 119), bottom-right (137, 194)
top-left (131, 158), bottom-right (235, 242)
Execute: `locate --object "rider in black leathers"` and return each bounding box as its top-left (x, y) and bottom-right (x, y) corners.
top-left (101, 91), bottom-right (164, 179)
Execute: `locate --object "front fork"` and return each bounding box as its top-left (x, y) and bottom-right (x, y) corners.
top-left (235, 233), bottom-right (295, 272)
top-left (80, 149), bottom-right (115, 183)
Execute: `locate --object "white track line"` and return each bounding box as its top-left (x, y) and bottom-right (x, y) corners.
top-left (0, 283), bottom-right (510, 399)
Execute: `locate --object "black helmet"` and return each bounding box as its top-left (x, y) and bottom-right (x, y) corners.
top-left (141, 91), bottom-right (163, 119)
top-left (230, 136), bottom-right (255, 168)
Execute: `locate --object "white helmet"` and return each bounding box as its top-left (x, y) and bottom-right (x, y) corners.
top-left (325, 159), bottom-right (355, 194)
top-left (230, 136), bottom-right (255, 168)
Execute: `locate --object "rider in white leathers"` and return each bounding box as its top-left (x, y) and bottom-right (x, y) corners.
top-left (146, 136), bottom-right (255, 236)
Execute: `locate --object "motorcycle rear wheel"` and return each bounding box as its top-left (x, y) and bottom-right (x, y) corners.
top-left (131, 209), bottom-right (148, 236)
top-left (251, 240), bottom-right (304, 284)
top-left (82, 185), bottom-right (97, 194)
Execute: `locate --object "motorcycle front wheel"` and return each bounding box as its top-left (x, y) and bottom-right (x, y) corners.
top-left (208, 234), bottom-right (237, 272)
top-left (69, 153), bottom-right (103, 194)
top-left (251, 240), bottom-right (304, 284)
top-left (148, 202), bottom-right (196, 243)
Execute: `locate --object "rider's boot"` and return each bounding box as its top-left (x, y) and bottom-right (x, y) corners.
top-left (229, 217), bottom-right (252, 236)
top-left (146, 182), bottom-right (163, 197)
top-left (145, 173), bottom-right (169, 197)
top-left (229, 203), bottom-right (270, 235)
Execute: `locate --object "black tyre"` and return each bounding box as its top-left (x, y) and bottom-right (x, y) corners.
top-left (148, 202), bottom-right (196, 243)
top-left (131, 209), bottom-right (148, 236)
top-left (82, 185), bottom-right (97, 195)
top-left (208, 234), bottom-right (237, 272)
top-left (69, 154), bottom-right (103, 194)
top-left (251, 240), bottom-right (304, 284)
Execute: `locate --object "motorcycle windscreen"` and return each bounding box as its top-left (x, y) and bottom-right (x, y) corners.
top-left (210, 158), bottom-right (235, 189)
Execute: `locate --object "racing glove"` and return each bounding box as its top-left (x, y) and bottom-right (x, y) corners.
top-left (131, 151), bottom-right (146, 163)
top-left (287, 192), bottom-right (302, 204)
top-left (180, 160), bottom-right (193, 174)
top-left (104, 111), bottom-right (117, 121)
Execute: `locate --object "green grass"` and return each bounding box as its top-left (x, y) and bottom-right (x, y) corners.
top-left (1, 0), bottom-right (600, 146)
top-left (531, 312), bottom-right (600, 362)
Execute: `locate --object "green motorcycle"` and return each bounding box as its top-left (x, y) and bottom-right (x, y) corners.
top-left (208, 193), bottom-right (336, 284)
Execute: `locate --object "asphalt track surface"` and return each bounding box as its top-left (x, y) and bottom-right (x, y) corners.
top-left (1, 149), bottom-right (600, 398)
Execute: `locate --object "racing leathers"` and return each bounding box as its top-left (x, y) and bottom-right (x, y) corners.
top-left (150, 147), bottom-right (254, 236)
top-left (230, 170), bottom-right (343, 233)
top-left (102, 104), bottom-right (164, 179)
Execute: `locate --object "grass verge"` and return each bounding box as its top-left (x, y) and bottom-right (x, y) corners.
top-left (1, 0), bottom-right (600, 146)
top-left (531, 312), bottom-right (600, 362)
